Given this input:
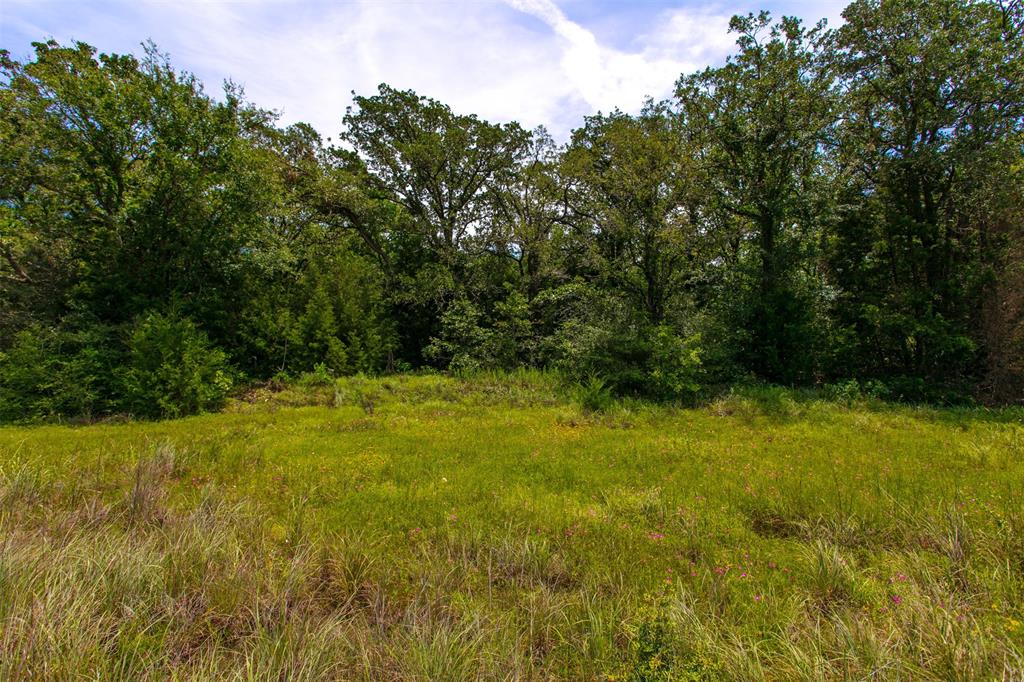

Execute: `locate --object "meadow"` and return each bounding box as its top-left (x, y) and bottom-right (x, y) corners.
top-left (1, 373), bottom-right (1022, 680)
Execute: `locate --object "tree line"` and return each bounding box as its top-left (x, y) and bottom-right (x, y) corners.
top-left (2, 0), bottom-right (1022, 420)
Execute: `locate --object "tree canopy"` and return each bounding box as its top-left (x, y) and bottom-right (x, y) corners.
top-left (2, 0), bottom-right (1022, 420)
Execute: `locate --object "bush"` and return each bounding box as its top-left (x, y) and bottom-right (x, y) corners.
top-left (547, 291), bottom-right (703, 402)
top-left (576, 377), bottom-right (614, 413)
top-left (645, 326), bottom-right (703, 402)
top-left (119, 312), bottom-right (233, 418)
top-left (424, 297), bottom-right (494, 372)
top-left (0, 327), bottom-right (61, 422)
top-left (297, 362), bottom-right (334, 387)
top-left (0, 324), bottom-right (118, 422)
top-left (293, 280), bottom-right (349, 374)
top-left (625, 596), bottom-right (676, 681)
top-left (823, 378), bottom-right (890, 405)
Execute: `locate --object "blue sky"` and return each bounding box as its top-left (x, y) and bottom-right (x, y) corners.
top-left (1, 0), bottom-right (848, 139)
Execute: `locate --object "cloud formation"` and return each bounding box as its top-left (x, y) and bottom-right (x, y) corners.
top-left (507, 0), bottom-right (733, 117)
top-left (1, 0), bottom-right (846, 139)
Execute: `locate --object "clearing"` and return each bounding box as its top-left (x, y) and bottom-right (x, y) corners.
top-left (1, 374), bottom-right (1022, 679)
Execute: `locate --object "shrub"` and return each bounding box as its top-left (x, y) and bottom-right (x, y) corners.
top-left (0, 324), bottom-right (118, 422)
top-left (0, 326), bottom-right (60, 422)
top-left (576, 377), bottom-right (614, 413)
top-left (119, 312), bottom-right (233, 418)
top-left (293, 280), bottom-right (349, 374)
top-left (823, 378), bottom-right (890, 405)
top-left (297, 362), bottom-right (334, 387)
top-left (424, 297), bottom-right (494, 372)
top-left (625, 596), bottom-right (676, 681)
top-left (548, 292), bottom-right (703, 402)
top-left (645, 326), bottom-right (703, 403)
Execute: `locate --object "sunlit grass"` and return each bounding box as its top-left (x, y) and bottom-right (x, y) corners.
top-left (1, 373), bottom-right (1022, 679)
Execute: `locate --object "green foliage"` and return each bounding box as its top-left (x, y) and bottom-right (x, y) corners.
top-left (646, 327), bottom-right (703, 402)
top-left (343, 84), bottom-right (529, 260)
top-left (237, 250), bottom-right (395, 378)
top-left (2, 0), bottom-right (1023, 423)
top-left (826, 0), bottom-right (1024, 386)
top-left (625, 596), bottom-right (676, 681)
top-left (576, 377), bottom-right (615, 414)
top-left (0, 41), bottom-right (280, 334)
top-left (563, 105), bottom-right (698, 325)
top-left (296, 362), bottom-right (334, 388)
top-left (424, 297), bottom-right (493, 372)
top-left (488, 289), bottom-right (536, 367)
top-left (294, 279), bottom-right (349, 374)
top-left (119, 312), bottom-right (232, 419)
top-left (823, 378), bottom-right (890, 405)
top-left (545, 290), bottom-right (703, 401)
top-left (676, 12), bottom-right (832, 383)
top-left (0, 324), bottom-right (117, 422)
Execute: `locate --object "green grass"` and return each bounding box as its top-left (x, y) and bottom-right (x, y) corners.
top-left (1, 373), bottom-right (1023, 679)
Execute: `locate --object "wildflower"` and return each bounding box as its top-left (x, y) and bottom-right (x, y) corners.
top-left (648, 531), bottom-right (665, 541)
top-left (891, 595), bottom-right (903, 606)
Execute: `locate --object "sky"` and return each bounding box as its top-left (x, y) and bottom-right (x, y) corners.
top-left (1, 0), bottom-right (848, 140)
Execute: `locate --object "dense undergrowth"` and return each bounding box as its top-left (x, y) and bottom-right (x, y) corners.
top-left (1, 373), bottom-right (1022, 679)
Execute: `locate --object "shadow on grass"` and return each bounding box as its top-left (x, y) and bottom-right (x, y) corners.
top-left (702, 382), bottom-right (1024, 427)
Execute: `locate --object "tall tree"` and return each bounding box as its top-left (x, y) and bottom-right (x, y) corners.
top-left (676, 13), bottom-right (834, 382)
top-left (490, 127), bottom-right (568, 302)
top-left (342, 85), bottom-right (529, 266)
top-left (0, 41), bottom-right (280, 340)
top-left (828, 0), bottom-right (1024, 387)
top-left (563, 103), bottom-right (699, 325)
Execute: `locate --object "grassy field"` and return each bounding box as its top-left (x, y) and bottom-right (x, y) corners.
top-left (1, 373), bottom-right (1022, 680)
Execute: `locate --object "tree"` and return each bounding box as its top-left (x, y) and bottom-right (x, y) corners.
top-left (0, 41), bottom-right (280, 342)
top-left (343, 85), bottom-right (529, 266)
top-left (828, 0), bottom-right (1024, 388)
top-left (563, 104), bottom-right (699, 325)
top-left (676, 13), bottom-right (834, 382)
top-left (490, 127), bottom-right (568, 302)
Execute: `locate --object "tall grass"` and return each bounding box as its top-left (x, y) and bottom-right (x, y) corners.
top-left (0, 374), bottom-right (1022, 679)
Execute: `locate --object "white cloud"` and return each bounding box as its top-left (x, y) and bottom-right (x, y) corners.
top-left (3, 0), bottom-right (827, 140)
top-left (505, 0), bottom-right (734, 118)
top-left (123, 0), bottom-right (583, 138)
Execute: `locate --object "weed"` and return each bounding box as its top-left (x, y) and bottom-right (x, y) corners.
top-left (577, 377), bottom-right (615, 413)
